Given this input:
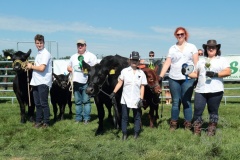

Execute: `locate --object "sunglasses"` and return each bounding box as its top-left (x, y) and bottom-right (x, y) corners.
top-left (176, 33), bottom-right (185, 37)
top-left (131, 59), bottom-right (139, 63)
top-left (149, 55), bottom-right (154, 57)
top-left (198, 53), bottom-right (203, 55)
top-left (77, 44), bottom-right (85, 47)
top-left (207, 46), bottom-right (217, 50)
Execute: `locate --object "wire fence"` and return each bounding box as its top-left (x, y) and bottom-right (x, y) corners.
top-left (0, 60), bottom-right (239, 105)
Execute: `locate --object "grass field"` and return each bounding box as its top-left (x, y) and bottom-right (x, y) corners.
top-left (0, 84), bottom-right (240, 160)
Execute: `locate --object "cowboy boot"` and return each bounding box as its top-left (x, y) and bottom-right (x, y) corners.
top-left (170, 120), bottom-right (178, 131)
top-left (207, 122), bottom-right (217, 136)
top-left (184, 121), bottom-right (192, 130)
top-left (193, 121), bottom-right (202, 136)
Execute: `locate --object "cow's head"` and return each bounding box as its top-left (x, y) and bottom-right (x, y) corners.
top-left (83, 55), bottom-right (129, 96)
top-left (4, 49), bottom-right (31, 73)
top-left (52, 73), bottom-right (70, 90)
top-left (142, 65), bottom-right (161, 95)
top-left (83, 61), bottom-right (109, 96)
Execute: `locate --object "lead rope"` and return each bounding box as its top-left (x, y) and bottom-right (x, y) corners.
top-left (68, 72), bottom-right (74, 101)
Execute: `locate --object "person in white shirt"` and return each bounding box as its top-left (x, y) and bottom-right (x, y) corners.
top-left (27, 34), bottom-right (52, 128)
top-left (67, 39), bottom-right (97, 124)
top-left (110, 51), bottom-right (147, 140)
top-left (159, 27), bottom-right (198, 131)
top-left (182, 40), bottom-right (231, 136)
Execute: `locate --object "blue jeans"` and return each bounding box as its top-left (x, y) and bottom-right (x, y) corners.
top-left (74, 82), bottom-right (91, 121)
top-left (193, 92), bottom-right (223, 123)
top-left (168, 78), bottom-right (195, 121)
top-left (32, 84), bottom-right (50, 124)
top-left (121, 104), bottom-right (141, 134)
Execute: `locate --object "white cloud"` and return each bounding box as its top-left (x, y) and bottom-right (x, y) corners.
top-left (1, 15), bottom-right (240, 57)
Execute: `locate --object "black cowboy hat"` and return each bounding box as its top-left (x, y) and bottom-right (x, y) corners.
top-left (202, 40), bottom-right (221, 50)
top-left (130, 51), bottom-right (140, 60)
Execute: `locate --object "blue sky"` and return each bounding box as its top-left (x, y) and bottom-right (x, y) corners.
top-left (0, 0), bottom-right (240, 59)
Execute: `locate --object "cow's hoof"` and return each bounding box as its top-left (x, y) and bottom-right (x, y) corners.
top-left (20, 119), bottom-right (26, 123)
top-left (95, 128), bottom-right (104, 136)
top-left (29, 117), bottom-right (35, 123)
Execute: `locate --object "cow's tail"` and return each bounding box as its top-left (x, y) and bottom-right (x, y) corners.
top-left (27, 70), bottom-right (31, 106)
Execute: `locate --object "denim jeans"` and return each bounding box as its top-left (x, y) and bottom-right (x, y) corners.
top-left (121, 104), bottom-right (141, 134)
top-left (168, 78), bottom-right (195, 121)
top-left (32, 84), bottom-right (50, 124)
top-left (74, 82), bottom-right (91, 121)
top-left (193, 91), bottom-right (223, 123)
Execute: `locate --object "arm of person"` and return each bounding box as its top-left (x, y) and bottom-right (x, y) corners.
top-left (188, 71), bottom-right (198, 79)
top-left (217, 67), bottom-right (231, 77)
top-left (27, 63), bottom-right (46, 72)
top-left (113, 79), bottom-right (123, 93)
top-left (140, 85), bottom-right (145, 99)
top-left (192, 52), bottom-right (199, 66)
top-left (159, 57), bottom-right (171, 78)
top-left (67, 65), bottom-right (73, 73)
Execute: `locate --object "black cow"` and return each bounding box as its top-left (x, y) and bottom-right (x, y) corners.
top-left (4, 49), bottom-right (35, 123)
top-left (83, 55), bottom-right (129, 135)
top-left (50, 73), bottom-right (72, 121)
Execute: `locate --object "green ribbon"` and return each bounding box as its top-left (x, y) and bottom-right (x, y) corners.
top-left (148, 61), bottom-right (155, 70)
top-left (78, 55), bottom-right (84, 70)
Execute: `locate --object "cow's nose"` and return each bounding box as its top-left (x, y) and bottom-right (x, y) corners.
top-left (86, 87), bottom-right (94, 94)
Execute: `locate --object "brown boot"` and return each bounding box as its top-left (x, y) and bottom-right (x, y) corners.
top-left (207, 122), bottom-right (217, 136)
top-left (193, 121), bottom-right (202, 135)
top-left (170, 120), bottom-right (178, 131)
top-left (184, 121), bottom-right (192, 130)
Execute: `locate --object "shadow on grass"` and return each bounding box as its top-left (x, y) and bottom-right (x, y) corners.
top-left (0, 99), bottom-right (11, 103)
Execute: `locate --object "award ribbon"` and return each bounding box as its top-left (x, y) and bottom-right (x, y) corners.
top-left (78, 55), bottom-right (84, 70)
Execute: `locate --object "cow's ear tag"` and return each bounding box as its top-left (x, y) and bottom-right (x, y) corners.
top-left (83, 69), bottom-right (88, 74)
top-left (109, 69), bottom-right (115, 75)
top-left (7, 56), bottom-right (11, 60)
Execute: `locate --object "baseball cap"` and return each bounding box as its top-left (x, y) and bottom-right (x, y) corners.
top-left (76, 39), bottom-right (86, 44)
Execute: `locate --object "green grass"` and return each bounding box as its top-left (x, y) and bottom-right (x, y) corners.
top-left (0, 84), bottom-right (240, 160)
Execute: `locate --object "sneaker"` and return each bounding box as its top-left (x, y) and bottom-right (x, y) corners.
top-left (33, 123), bottom-right (42, 128)
top-left (84, 120), bottom-right (89, 125)
top-left (42, 123), bottom-right (49, 129)
top-left (75, 120), bottom-right (81, 124)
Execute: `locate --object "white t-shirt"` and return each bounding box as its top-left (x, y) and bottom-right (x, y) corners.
top-left (195, 56), bottom-right (230, 93)
top-left (30, 48), bottom-right (52, 87)
top-left (68, 50), bottom-right (97, 83)
top-left (167, 42), bottom-right (198, 80)
top-left (119, 66), bottom-right (147, 109)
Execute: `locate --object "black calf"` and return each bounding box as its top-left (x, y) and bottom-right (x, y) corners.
top-left (50, 73), bottom-right (72, 121)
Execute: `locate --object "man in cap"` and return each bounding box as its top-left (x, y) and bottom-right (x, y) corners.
top-left (67, 39), bottom-right (97, 124)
